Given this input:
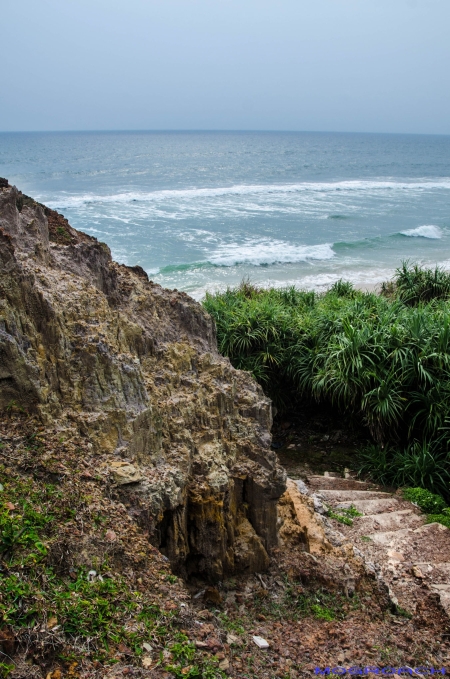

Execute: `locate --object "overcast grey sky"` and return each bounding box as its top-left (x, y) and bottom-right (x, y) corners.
top-left (1, 0), bottom-right (449, 134)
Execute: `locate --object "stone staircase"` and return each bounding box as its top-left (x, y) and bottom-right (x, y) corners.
top-left (306, 473), bottom-right (450, 616)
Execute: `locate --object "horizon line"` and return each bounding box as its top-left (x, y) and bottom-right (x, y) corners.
top-left (1, 128), bottom-right (449, 137)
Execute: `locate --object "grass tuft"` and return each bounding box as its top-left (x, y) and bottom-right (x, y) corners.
top-left (327, 504), bottom-right (363, 526)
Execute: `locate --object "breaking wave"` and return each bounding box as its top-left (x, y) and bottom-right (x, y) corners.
top-left (208, 240), bottom-right (335, 267)
top-left (400, 225), bottom-right (443, 239)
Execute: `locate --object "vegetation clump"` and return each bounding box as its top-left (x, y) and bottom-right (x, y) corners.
top-left (0, 469), bottom-right (176, 666)
top-left (327, 504), bottom-right (362, 526)
top-left (400, 487), bottom-right (450, 529)
top-left (203, 263), bottom-right (450, 497)
top-left (402, 487), bottom-right (447, 513)
top-left (358, 441), bottom-right (450, 496)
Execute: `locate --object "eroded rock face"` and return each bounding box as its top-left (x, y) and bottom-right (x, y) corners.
top-left (0, 184), bottom-right (286, 580)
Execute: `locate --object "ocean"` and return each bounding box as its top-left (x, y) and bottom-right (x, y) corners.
top-left (1, 130), bottom-right (450, 299)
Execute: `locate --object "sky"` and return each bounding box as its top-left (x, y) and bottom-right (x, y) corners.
top-left (1, 0), bottom-right (450, 134)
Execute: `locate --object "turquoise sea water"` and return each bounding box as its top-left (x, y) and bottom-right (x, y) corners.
top-left (1, 131), bottom-right (450, 299)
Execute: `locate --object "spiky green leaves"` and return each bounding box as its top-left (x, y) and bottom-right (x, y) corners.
top-left (203, 265), bottom-right (450, 496)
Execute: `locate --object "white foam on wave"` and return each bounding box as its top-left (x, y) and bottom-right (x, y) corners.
top-left (44, 177), bottom-right (450, 210)
top-left (400, 225), bottom-right (443, 239)
top-left (208, 239), bottom-right (335, 267)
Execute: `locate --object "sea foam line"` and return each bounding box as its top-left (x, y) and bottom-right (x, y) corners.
top-left (44, 178), bottom-right (450, 209)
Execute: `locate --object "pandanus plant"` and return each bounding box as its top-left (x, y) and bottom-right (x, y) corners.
top-left (203, 264), bottom-right (450, 496)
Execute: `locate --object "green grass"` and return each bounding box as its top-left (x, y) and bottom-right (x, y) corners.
top-left (310, 604), bottom-right (335, 621)
top-left (165, 633), bottom-right (227, 679)
top-left (394, 606), bottom-right (413, 619)
top-left (203, 263), bottom-right (450, 497)
top-left (0, 465), bottom-right (229, 677)
top-left (327, 504), bottom-right (363, 526)
top-left (0, 470), bottom-right (174, 660)
top-left (252, 581), bottom-right (358, 622)
top-left (217, 613), bottom-right (245, 635)
top-left (0, 663), bottom-right (14, 679)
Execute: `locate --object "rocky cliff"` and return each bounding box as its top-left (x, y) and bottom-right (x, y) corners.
top-left (0, 181), bottom-right (286, 581)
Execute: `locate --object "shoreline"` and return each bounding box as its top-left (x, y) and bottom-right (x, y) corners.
top-left (184, 276), bottom-right (388, 301)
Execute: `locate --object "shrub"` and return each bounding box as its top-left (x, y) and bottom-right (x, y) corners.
top-left (358, 445), bottom-right (398, 487)
top-left (402, 487), bottom-right (447, 513)
top-left (329, 279), bottom-right (356, 299)
top-left (394, 443), bottom-right (450, 496)
top-left (203, 263), bottom-right (450, 494)
top-left (395, 262), bottom-right (450, 305)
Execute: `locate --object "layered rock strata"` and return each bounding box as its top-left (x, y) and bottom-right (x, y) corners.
top-left (0, 182), bottom-right (286, 580)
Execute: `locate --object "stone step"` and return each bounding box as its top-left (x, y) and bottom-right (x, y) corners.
top-left (305, 470), bottom-right (450, 620)
top-left (335, 498), bottom-right (401, 514)
top-left (356, 509), bottom-right (423, 532)
top-left (384, 559), bottom-right (450, 581)
top-left (414, 562), bottom-right (450, 583)
top-left (435, 591), bottom-right (450, 616)
top-left (430, 583), bottom-right (450, 592)
top-left (414, 522), bottom-right (449, 535)
top-left (367, 522), bottom-right (450, 563)
top-left (429, 584), bottom-right (450, 617)
top-left (308, 475), bottom-right (377, 491)
top-left (367, 528), bottom-right (413, 546)
top-left (315, 489), bottom-right (392, 502)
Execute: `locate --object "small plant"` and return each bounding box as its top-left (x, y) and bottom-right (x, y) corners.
top-left (5, 401), bottom-right (25, 415)
top-left (341, 505), bottom-right (362, 518)
top-left (168, 634), bottom-right (196, 664)
top-left (0, 662), bottom-right (14, 679)
top-left (358, 445), bottom-right (397, 486)
top-left (359, 444), bottom-right (450, 498)
top-left (165, 574), bottom-right (177, 584)
top-left (0, 490), bottom-right (50, 562)
top-left (165, 634), bottom-right (226, 679)
top-left (217, 613), bottom-right (245, 635)
top-left (329, 279), bottom-right (355, 299)
top-left (394, 442), bottom-right (450, 497)
top-left (311, 604), bottom-right (335, 621)
top-left (394, 606), bottom-right (413, 619)
top-left (395, 261), bottom-right (450, 305)
top-left (380, 280), bottom-right (396, 297)
top-left (328, 505), bottom-right (362, 526)
top-left (254, 581), bottom-right (353, 622)
top-left (400, 487), bottom-right (450, 530)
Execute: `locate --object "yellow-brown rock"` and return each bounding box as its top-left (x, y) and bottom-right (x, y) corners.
top-left (278, 479), bottom-right (333, 554)
top-left (110, 461), bottom-right (143, 485)
top-left (0, 183), bottom-right (286, 580)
